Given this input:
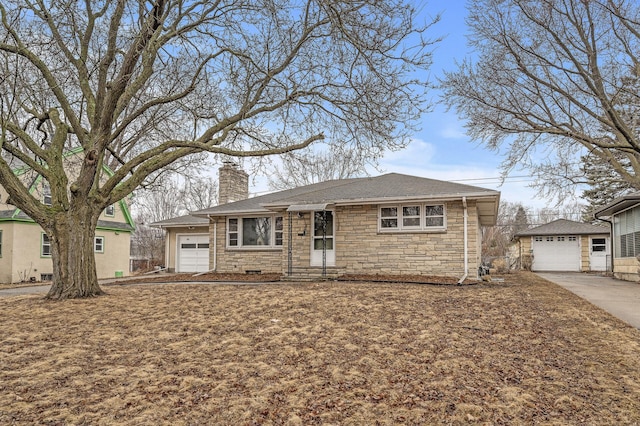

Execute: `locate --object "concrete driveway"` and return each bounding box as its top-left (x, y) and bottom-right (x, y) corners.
top-left (537, 272), bottom-right (640, 329)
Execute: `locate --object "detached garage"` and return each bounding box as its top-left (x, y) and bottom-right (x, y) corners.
top-left (513, 219), bottom-right (610, 272)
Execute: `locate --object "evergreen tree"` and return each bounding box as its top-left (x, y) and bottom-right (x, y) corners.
top-left (581, 152), bottom-right (637, 222)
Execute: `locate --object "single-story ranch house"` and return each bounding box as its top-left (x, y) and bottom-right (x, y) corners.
top-left (154, 163), bottom-right (500, 281)
top-left (512, 219), bottom-right (610, 272)
top-left (595, 192), bottom-right (640, 281)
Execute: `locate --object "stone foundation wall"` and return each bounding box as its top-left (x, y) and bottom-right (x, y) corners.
top-left (613, 257), bottom-right (640, 282)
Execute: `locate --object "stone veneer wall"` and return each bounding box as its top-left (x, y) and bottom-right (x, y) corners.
top-left (211, 217), bottom-right (283, 274)
top-left (613, 257), bottom-right (639, 282)
top-left (210, 201), bottom-right (482, 278)
top-left (334, 200), bottom-right (479, 278)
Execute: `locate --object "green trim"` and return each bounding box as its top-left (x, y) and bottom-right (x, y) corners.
top-left (0, 216), bottom-right (132, 234)
top-left (97, 225), bottom-right (133, 233)
top-left (0, 216), bottom-right (34, 223)
top-left (7, 148), bottom-right (136, 230)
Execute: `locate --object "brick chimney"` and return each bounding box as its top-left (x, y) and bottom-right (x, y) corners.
top-left (218, 161), bottom-right (249, 205)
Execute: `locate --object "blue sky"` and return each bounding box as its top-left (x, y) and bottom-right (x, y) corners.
top-left (369, 0), bottom-right (551, 208)
top-left (248, 0), bottom-right (578, 209)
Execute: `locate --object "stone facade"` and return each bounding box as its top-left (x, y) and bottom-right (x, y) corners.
top-left (218, 162), bottom-right (248, 205)
top-left (209, 200), bottom-right (482, 279)
top-left (613, 258), bottom-right (639, 282)
top-left (332, 201), bottom-right (479, 278)
top-left (211, 217), bottom-right (283, 274)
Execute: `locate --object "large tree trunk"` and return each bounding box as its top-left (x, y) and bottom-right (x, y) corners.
top-left (46, 207), bottom-right (104, 300)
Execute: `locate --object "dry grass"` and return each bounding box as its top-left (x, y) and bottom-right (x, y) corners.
top-left (1, 272), bottom-right (639, 425)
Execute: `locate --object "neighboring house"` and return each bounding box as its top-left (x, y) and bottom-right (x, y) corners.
top-left (512, 219), bottom-right (610, 272)
top-left (0, 151), bottom-right (135, 283)
top-left (594, 192), bottom-right (640, 281)
top-left (154, 163), bottom-right (500, 280)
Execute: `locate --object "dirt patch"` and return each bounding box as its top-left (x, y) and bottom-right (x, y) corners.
top-left (1, 272), bottom-right (639, 424)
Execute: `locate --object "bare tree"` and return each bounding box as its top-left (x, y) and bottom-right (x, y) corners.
top-left (267, 146), bottom-right (369, 191)
top-left (482, 201), bottom-right (530, 259)
top-left (441, 0), bottom-right (640, 202)
top-left (0, 0), bottom-right (437, 299)
top-left (130, 174), bottom-right (217, 270)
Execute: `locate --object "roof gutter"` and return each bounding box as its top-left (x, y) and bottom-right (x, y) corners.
top-left (458, 196), bottom-right (469, 285)
top-left (260, 193), bottom-right (499, 210)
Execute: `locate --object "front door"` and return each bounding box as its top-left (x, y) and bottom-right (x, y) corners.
top-left (311, 210), bottom-right (335, 267)
top-left (589, 237), bottom-right (609, 271)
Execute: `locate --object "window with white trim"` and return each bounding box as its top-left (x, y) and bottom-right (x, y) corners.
top-left (105, 204), bottom-right (115, 217)
top-left (425, 204), bottom-right (445, 227)
top-left (378, 203), bottom-right (446, 232)
top-left (380, 207), bottom-right (398, 229)
top-left (95, 236), bottom-right (105, 253)
top-left (41, 233), bottom-right (51, 257)
top-left (227, 216), bottom-right (283, 248)
top-left (43, 183), bottom-right (52, 206)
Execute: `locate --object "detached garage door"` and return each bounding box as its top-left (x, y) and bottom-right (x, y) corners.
top-left (532, 235), bottom-right (580, 271)
top-left (177, 234), bottom-right (210, 273)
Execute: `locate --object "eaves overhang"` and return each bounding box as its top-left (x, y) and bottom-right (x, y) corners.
top-left (594, 194), bottom-right (640, 218)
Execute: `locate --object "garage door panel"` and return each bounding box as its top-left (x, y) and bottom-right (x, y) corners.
top-left (532, 236), bottom-right (580, 271)
top-left (177, 235), bottom-right (209, 273)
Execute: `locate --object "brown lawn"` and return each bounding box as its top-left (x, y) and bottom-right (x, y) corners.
top-left (1, 272), bottom-right (639, 425)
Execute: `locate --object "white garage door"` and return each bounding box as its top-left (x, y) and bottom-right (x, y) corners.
top-left (177, 234), bottom-right (210, 273)
top-left (532, 235), bottom-right (580, 271)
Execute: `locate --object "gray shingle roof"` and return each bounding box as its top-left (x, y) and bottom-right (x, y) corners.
top-left (191, 173), bottom-right (500, 225)
top-left (515, 219), bottom-right (608, 237)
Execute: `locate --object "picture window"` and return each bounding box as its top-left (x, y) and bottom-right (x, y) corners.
top-left (227, 216), bottom-right (283, 248)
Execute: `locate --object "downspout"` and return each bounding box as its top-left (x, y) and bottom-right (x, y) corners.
top-left (163, 226), bottom-right (170, 270)
top-left (458, 197), bottom-right (469, 284)
top-left (212, 219), bottom-right (217, 272)
top-left (598, 215), bottom-right (614, 273)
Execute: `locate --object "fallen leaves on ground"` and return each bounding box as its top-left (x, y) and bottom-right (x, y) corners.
top-left (1, 272), bottom-right (639, 424)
